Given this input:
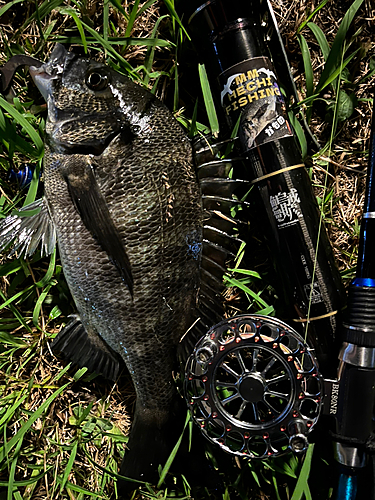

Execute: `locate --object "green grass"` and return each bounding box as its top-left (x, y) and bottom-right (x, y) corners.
top-left (0, 0), bottom-right (373, 498)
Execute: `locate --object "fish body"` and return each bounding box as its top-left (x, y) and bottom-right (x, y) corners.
top-left (19, 45), bottom-right (203, 487)
top-left (0, 45), bottom-right (241, 493)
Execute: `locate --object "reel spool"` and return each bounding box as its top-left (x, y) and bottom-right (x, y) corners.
top-left (185, 315), bottom-right (323, 459)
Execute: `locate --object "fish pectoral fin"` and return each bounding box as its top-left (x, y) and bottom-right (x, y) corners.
top-left (64, 162), bottom-right (133, 296)
top-left (51, 314), bottom-right (121, 381)
top-left (0, 198), bottom-right (56, 257)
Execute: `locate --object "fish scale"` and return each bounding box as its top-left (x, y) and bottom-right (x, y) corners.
top-left (44, 145), bottom-right (201, 409)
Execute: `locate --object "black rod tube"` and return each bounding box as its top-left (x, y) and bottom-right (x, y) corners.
top-left (179, 0), bottom-right (345, 376)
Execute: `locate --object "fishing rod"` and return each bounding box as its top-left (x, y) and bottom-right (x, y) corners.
top-left (177, 0), bottom-right (375, 498)
top-left (329, 98), bottom-right (375, 500)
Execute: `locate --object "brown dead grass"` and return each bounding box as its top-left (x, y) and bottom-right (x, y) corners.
top-left (274, 0), bottom-right (375, 275)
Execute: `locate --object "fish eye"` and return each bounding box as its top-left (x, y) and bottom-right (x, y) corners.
top-left (86, 70), bottom-right (109, 91)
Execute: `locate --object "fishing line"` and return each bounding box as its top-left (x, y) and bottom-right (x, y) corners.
top-left (304, 43), bottom-right (346, 345)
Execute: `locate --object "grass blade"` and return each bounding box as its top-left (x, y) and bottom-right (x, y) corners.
top-left (198, 63), bottom-right (219, 137)
top-left (0, 286), bottom-right (34, 311)
top-left (227, 268), bottom-right (261, 279)
top-left (224, 276), bottom-right (269, 309)
top-left (125, 0), bottom-right (140, 38)
top-left (0, 0), bottom-right (25, 18)
top-left (0, 469), bottom-right (50, 487)
top-left (290, 444), bottom-right (314, 500)
top-left (23, 160), bottom-right (42, 206)
top-left (317, 0), bottom-right (364, 90)
top-left (162, 0), bottom-right (190, 40)
top-left (58, 6), bottom-right (88, 54)
top-left (288, 109), bottom-right (308, 158)
top-left (35, 249), bottom-right (56, 288)
top-left (0, 97), bottom-right (44, 156)
top-left (316, 48), bottom-right (360, 92)
top-left (7, 437), bottom-right (24, 500)
top-left (0, 289), bottom-right (32, 332)
top-left (32, 282), bottom-right (53, 327)
top-left (18, 0), bottom-right (64, 34)
top-left (0, 382), bottom-right (70, 462)
top-left (60, 441), bottom-right (78, 493)
top-left (108, 0), bottom-right (129, 21)
top-left (297, 0), bottom-right (331, 33)
top-left (103, 0), bottom-right (109, 42)
top-left (0, 394), bottom-right (28, 428)
top-left (298, 34), bottom-right (314, 97)
top-left (138, 0), bottom-right (158, 16)
top-left (52, 35), bottom-right (173, 48)
top-left (307, 22), bottom-right (330, 61)
top-left (157, 412), bottom-right (190, 488)
top-left (80, 22), bottom-right (136, 77)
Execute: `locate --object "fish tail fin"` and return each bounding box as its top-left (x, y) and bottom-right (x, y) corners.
top-left (117, 402), bottom-right (183, 494)
top-left (117, 400), bottom-right (223, 497)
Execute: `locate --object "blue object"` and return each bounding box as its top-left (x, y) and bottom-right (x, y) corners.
top-left (352, 277), bottom-right (375, 288)
top-left (335, 473), bottom-right (357, 500)
top-left (8, 166), bottom-right (34, 189)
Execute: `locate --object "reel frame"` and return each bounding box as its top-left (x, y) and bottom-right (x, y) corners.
top-left (185, 314), bottom-right (323, 459)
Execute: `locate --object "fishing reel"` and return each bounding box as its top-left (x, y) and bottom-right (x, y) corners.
top-left (185, 314), bottom-right (323, 459)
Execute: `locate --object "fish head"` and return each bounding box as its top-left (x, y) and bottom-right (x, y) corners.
top-left (30, 44), bottom-right (149, 154)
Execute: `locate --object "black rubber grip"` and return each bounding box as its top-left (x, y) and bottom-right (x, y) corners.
top-left (342, 285), bottom-right (375, 346)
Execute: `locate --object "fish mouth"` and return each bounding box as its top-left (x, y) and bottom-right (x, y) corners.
top-left (29, 44), bottom-right (71, 101)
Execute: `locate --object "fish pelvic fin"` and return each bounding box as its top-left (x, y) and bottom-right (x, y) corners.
top-left (63, 158), bottom-right (133, 297)
top-left (0, 198), bottom-right (56, 257)
top-left (51, 314), bottom-right (121, 381)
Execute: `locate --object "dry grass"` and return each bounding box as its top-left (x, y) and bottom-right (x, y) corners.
top-left (274, 0), bottom-right (375, 275)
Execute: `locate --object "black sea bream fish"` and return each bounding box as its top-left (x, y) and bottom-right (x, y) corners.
top-left (0, 44), bottom-right (244, 493)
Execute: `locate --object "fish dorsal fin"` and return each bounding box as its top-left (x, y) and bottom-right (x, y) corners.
top-left (63, 156), bottom-right (133, 297)
top-left (181, 135), bottom-right (250, 361)
top-left (200, 178), bottom-right (250, 198)
top-left (197, 159), bottom-right (235, 179)
top-left (0, 198), bottom-right (56, 257)
top-left (203, 210), bottom-right (240, 233)
top-left (193, 136), bottom-right (237, 164)
top-left (202, 194), bottom-right (248, 213)
top-left (202, 240), bottom-right (236, 266)
top-left (51, 315), bottom-right (121, 381)
top-left (203, 226), bottom-right (243, 255)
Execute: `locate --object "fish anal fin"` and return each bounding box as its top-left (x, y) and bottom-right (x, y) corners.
top-left (203, 226), bottom-right (243, 255)
top-left (203, 210), bottom-right (239, 233)
top-left (202, 195), bottom-right (249, 216)
top-left (202, 240), bottom-right (236, 268)
top-left (51, 315), bottom-right (121, 381)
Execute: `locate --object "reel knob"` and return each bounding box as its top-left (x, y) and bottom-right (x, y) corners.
top-left (185, 314), bottom-right (323, 459)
